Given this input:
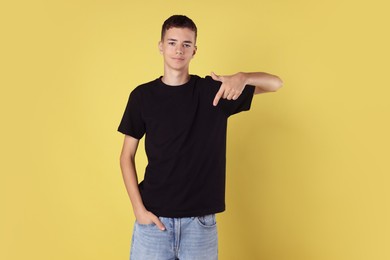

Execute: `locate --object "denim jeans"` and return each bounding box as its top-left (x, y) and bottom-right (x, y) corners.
top-left (130, 214), bottom-right (218, 260)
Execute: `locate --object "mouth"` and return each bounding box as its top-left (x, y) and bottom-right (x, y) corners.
top-left (172, 58), bottom-right (185, 64)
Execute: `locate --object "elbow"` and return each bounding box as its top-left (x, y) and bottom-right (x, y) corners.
top-left (119, 152), bottom-right (135, 166)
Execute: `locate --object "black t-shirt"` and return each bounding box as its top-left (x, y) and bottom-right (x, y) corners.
top-left (117, 74), bottom-right (255, 217)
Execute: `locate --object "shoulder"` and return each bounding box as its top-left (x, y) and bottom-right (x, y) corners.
top-left (192, 74), bottom-right (221, 89)
top-left (193, 75), bottom-right (221, 95)
top-left (127, 77), bottom-right (161, 100)
top-left (193, 75), bottom-right (220, 86)
top-left (133, 78), bottom-right (158, 93)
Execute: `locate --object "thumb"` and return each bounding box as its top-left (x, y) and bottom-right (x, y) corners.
top-left (211, 71), bottom-right (222, 82)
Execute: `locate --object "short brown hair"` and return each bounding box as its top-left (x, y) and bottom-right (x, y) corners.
top-left (161, 15), bottom-right (197, 42)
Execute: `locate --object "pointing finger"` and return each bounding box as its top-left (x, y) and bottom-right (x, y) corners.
top-left (213, 87), bottom-right (224, 106)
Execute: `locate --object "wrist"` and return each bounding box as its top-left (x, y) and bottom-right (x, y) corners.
top-left (238, 72), bottom-right (249, 85)
top-left (133, 205), bottom-right (148, 217)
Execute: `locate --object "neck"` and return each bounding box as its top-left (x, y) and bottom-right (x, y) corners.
top-left (161, 69), bottom-right (190, 86)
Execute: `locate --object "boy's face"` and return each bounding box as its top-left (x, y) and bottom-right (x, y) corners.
top-left (159, 27), bottom-right (197, 72)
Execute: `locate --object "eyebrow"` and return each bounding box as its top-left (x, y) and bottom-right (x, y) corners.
top-left (167, 38), bottom-right (193, 44)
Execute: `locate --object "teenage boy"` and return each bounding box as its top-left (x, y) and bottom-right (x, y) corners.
top-left (118, 15), bottom-right (283, 260)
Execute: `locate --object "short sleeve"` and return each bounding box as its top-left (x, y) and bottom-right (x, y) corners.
top-left (218, 84), bottom-right (255, 117)
top-left (205, 76), bottom-right (256, 117)
top-left (117, 90), bottom-right (145, 139)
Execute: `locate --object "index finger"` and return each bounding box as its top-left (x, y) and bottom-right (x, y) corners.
top-left (213, 87), bottom-right (224, 106)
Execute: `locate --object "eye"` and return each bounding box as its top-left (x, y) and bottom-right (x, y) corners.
top-left (168, 42), bottom-right (175, 46)
top-left (184, 44), bottom-right (191, 48)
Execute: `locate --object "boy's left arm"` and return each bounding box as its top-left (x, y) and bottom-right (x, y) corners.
top-left (211, 71), bottom-right (283, 106)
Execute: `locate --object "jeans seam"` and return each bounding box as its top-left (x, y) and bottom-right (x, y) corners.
top-left (129, 222), bottom-right (136, 260)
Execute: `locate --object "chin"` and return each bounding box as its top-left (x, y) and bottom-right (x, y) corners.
top-left (168, 64), bottom-right (188, 71)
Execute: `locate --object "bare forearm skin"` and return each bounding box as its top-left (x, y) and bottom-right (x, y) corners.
top-left (241, 72), bottom-right (283, 94)
top-left (119, 155), bottom-right (147, 218)
top-left (119, 135), bottom-right (166, 230)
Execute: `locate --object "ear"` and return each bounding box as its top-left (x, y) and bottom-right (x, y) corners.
top-left (158, 41), bottom-right (163, 54)
top-left (192, 46), bottom-right (197, 57)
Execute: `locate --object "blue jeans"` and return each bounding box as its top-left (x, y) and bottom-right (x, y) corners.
top-left (130, 214), bottom-right (218, 260)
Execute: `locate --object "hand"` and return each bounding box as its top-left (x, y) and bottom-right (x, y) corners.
top-left (211, 71), bottom-right (247, 106)
top-left (136, 210), bottom-right (166, 231)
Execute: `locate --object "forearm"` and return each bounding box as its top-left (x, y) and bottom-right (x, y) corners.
top-left (119, 156), bottom-right (147, 217)
top-left (241, 72), bottom-right (283, 93)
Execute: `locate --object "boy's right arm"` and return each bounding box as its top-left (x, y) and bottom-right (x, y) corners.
top-left (119, 135), bottom-right (166, 231)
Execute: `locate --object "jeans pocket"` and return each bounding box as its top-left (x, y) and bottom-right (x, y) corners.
top-left (135, 220), bottom-right (156, 228)
top-left (196, 214), bottom-right (217, 228)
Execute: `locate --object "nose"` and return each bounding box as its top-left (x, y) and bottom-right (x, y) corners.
top-left (176, 45), bottom-right (184, 55)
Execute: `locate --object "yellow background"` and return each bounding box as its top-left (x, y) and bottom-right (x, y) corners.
top-left (1, 0), bottom-right (389, 259)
